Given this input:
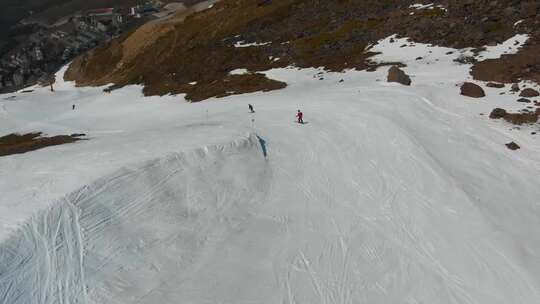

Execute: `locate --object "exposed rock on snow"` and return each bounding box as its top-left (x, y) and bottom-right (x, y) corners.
top-left (506, 141), bottom-right (520, 150)
top-left (520, 88), bottom-right (540, 97)
top-left (460, 82), bottom-right (485, 98)
top-left (490, 107), bottom-right (540, 124)
top-left (489, 108), bottom-right (507, 119)
top-left (387, 66), bottom-right (411, 85)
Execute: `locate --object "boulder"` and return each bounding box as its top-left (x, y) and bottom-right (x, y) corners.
top-left (506, 142), bottom-right (520, 150)
top-left (387, 66), bottom-right (411, 86)
top-left (496, 108), bottom-right (540, 125)
top-left (519, 88), bottom-right (540, 97)
top-left (460, 82), bottom-right (485, 98)
top-left (517, 98), bottom-right (531, 103)
top-left (511, 83), bottom-right (520, 92)
top-left (489, 108), bottom-right (507, 119)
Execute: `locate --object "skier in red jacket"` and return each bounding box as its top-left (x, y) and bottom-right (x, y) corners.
top-left (296, 110), bottom-right (304, 124)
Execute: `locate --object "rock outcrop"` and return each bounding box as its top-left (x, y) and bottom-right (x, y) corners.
top-left (506, 142), bottom-right (520, 150)
top-left (489, 108), bottom-right (507, 119)
top-left (461, 82), bottom-right (485, 98)
top-left (489, 107), bottom-right (540, 124)
top-left (520, 88), bottom-right (540, 97)
top-left (387, 66), bottom-right (411, 86)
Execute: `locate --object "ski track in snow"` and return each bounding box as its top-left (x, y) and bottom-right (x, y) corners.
top-left (0, 36), bottom-right (540, 303)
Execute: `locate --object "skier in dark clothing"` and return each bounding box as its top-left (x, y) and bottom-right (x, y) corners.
top-left (296, 110), bottom-right (304, 124)
top-left (248, 104), bottom-right (255, 113)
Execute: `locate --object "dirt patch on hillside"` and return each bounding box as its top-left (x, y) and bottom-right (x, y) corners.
top-left (0, 132), bottom-right (86, 157)
top-left (145, 73), bottom-right (287, 101)
top-left (65, 0), bottom-right (295, 100)
top-left (471, 35), bottom-right (540, 84)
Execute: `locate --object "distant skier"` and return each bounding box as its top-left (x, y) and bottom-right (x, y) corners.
top-left (249, 104), bottom-right (255, 113)
top-left (72, 104), bottom-right (75, 110)
top-left (296, 109), bottom-right (304, 124)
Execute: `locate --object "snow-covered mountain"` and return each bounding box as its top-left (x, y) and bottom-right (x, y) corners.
top-left (1, 1), bottom-right (540, 304)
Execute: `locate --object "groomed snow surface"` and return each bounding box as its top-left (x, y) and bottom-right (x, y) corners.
top-left (1, 36), bottom-right (540, 304)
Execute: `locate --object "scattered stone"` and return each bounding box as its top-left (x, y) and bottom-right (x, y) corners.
top-left (517, 98), bottom-right (532, 103)
top-left (505, 142), bottom-right (520, 150)
top-left (511, 83), bottom-right (520, 92)
top-left (489, 108), bottom-right (507, 119)
top-left (454, 55), bottom-right (477, 64)
top-left (520, 88), bottom-right (540, 97)
top-left (387, 66), bottom-right (412, 86)
top-left (339, 79), bottom-right (344, 83)
top-left (416, 57), bottom-right (423, 60)
top-left (486, 82), bottom-right (505, 88)
top-left (460, 82), bottom-right (485, 98)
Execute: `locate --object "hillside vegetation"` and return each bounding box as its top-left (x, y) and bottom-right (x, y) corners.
top-left (65, 0), bottom-right (540, 101)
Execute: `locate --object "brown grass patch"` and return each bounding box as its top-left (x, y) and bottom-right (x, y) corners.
top-left (0, 132), bottom-right (86, 157)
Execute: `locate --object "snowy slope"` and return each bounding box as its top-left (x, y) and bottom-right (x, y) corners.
top-left (1, 36), bottom-right (540, 304)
